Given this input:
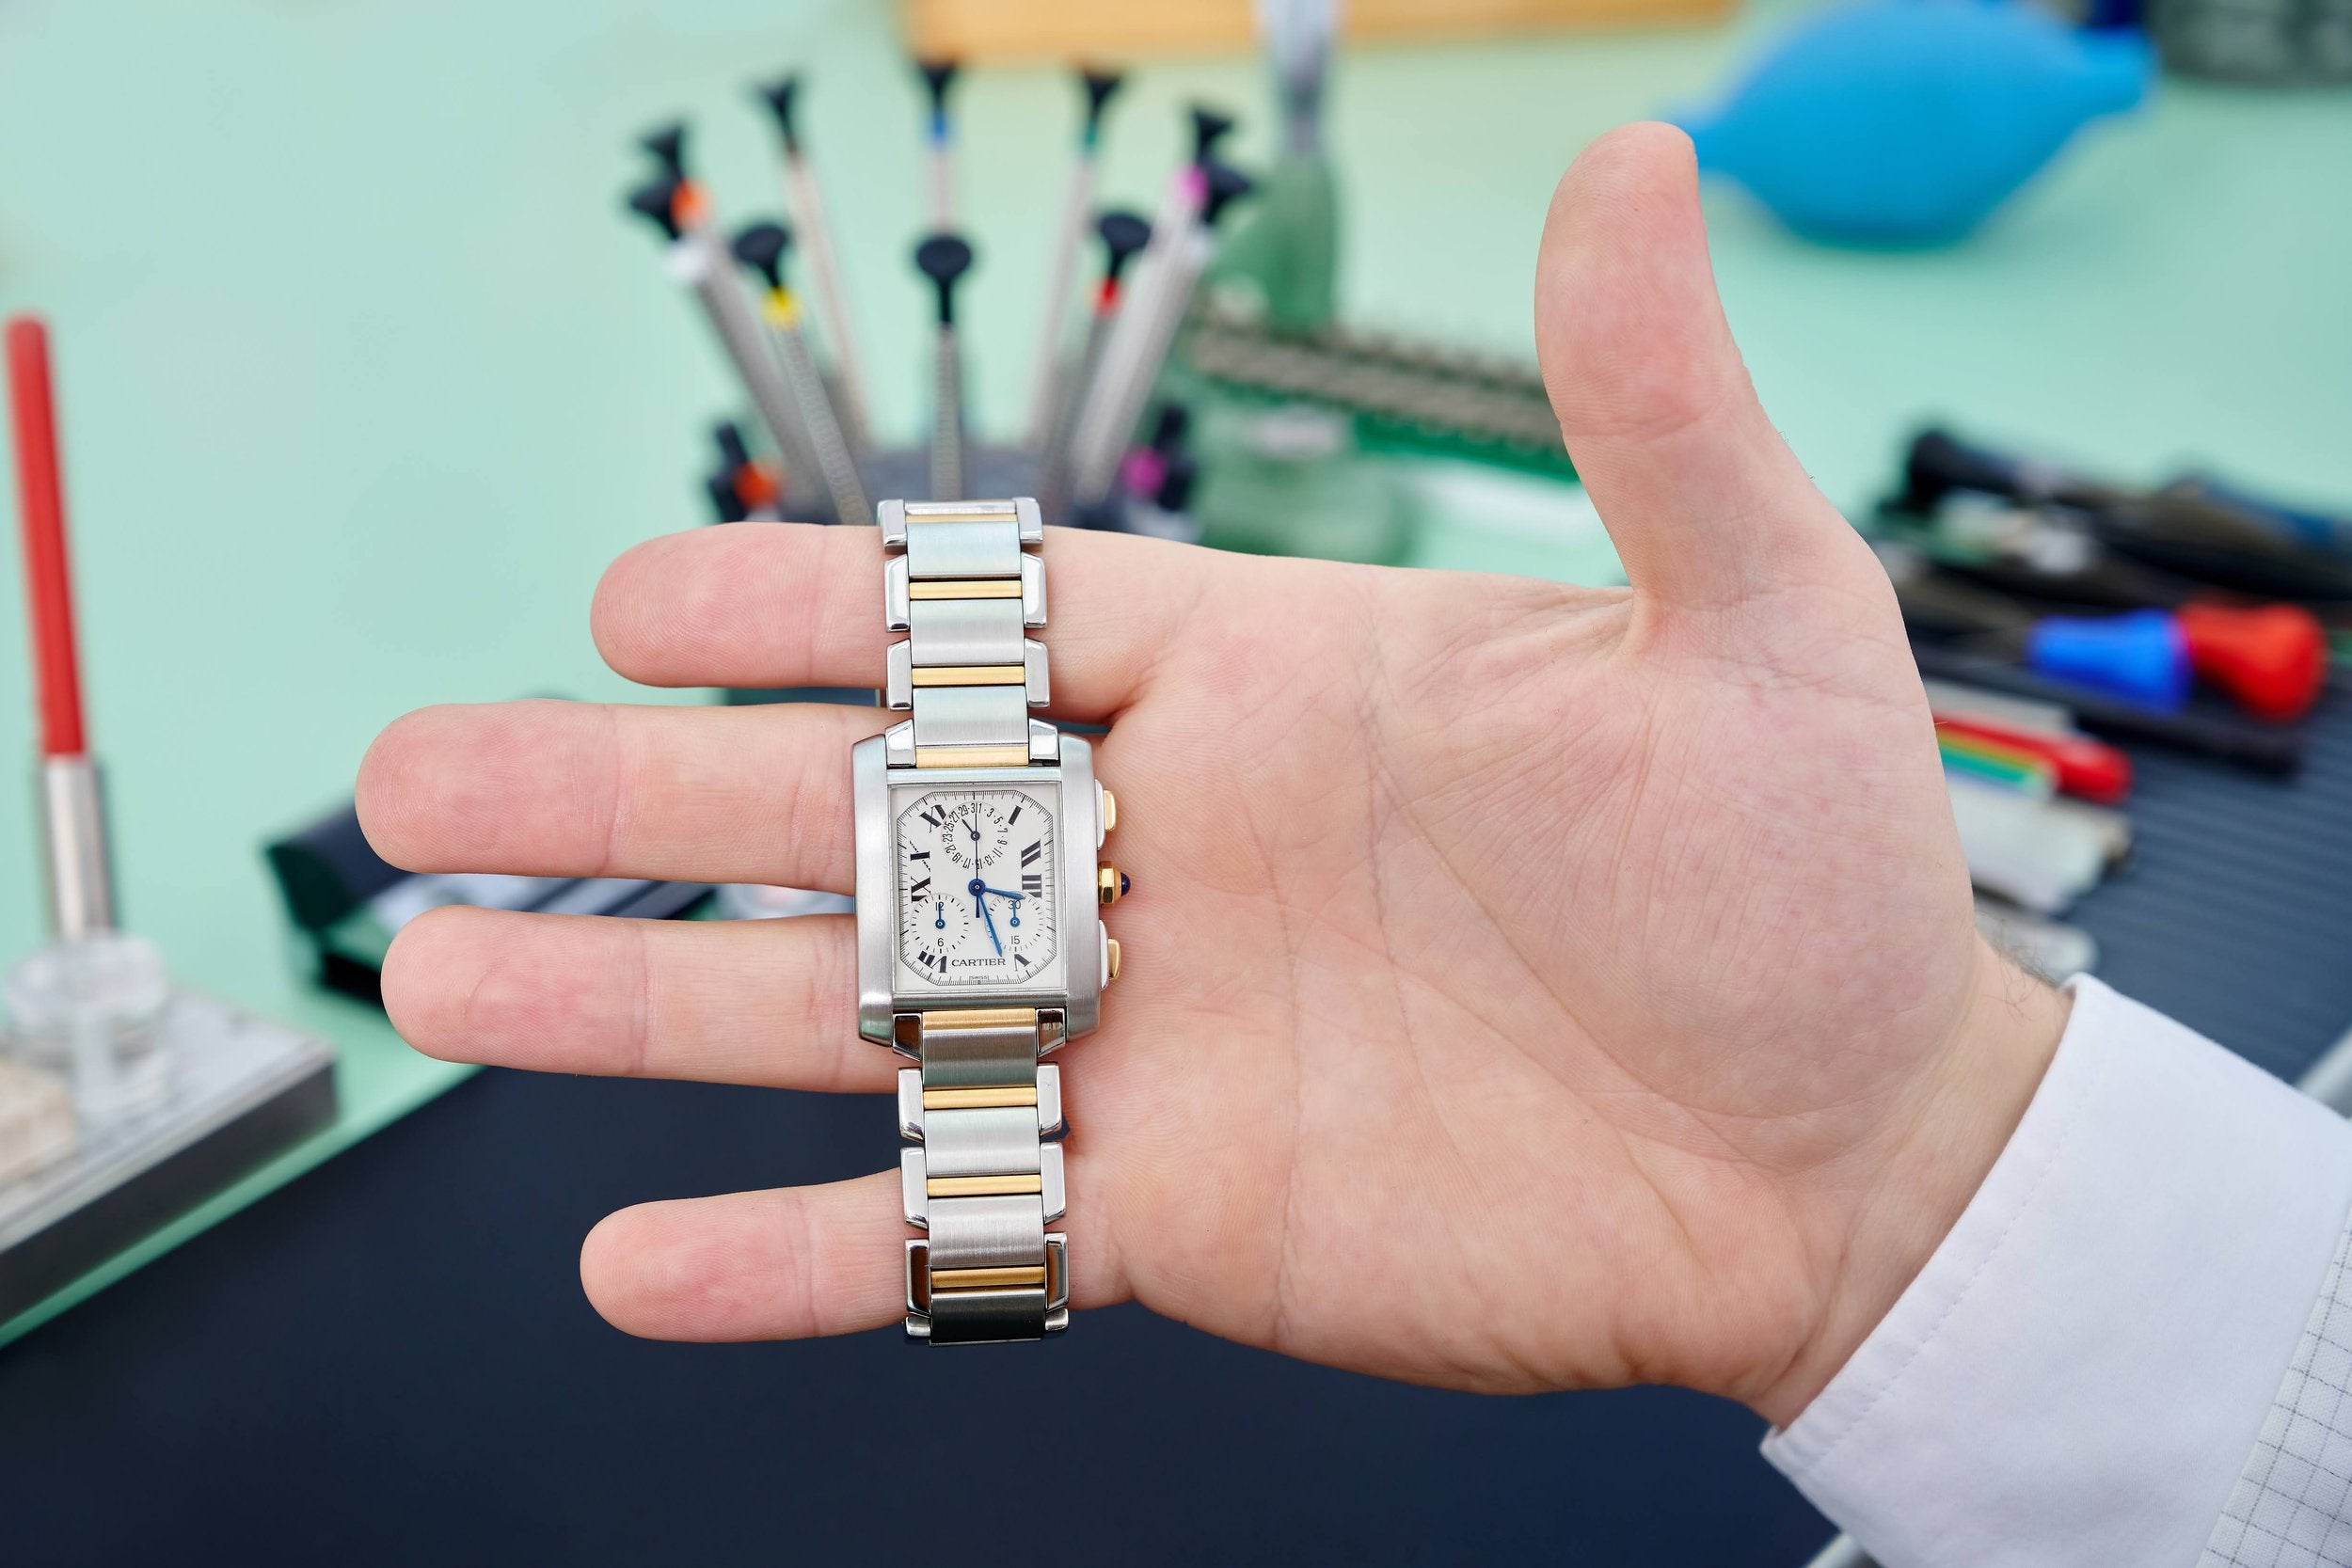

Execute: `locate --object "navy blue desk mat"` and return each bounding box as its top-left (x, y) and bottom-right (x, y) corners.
top-left (2065, 673), bottom-right (2352, 1085)
top-left (0, 1066), bottom-right (1836, 1567)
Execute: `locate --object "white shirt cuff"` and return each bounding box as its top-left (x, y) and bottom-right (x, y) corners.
top-left (1762, 977), bottom-right (2352, 1568)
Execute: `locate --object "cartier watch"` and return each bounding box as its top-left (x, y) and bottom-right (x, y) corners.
top-left (853, 498), bottom-right (1123, 1344)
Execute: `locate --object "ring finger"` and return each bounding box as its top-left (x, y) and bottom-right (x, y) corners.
top-left (381, 905), bottom-right (887, 1091)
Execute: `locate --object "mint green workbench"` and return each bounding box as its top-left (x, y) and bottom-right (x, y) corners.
top-left (0, 0), bottom-right (2346, 1343)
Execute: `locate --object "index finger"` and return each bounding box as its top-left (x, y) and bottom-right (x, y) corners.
top-left (591, 523), bottom-right (1221, 721)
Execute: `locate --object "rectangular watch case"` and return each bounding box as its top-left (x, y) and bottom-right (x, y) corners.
top-left (853, 733), bottom-right (1104, 1050)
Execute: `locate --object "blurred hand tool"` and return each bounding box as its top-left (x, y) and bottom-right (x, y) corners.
top-left (1904, 428), bottom-right (2352, 601)
top-left (914, 231), bottom-right (975, 501)
top-left (730, 220), bottom-right (869, 526)
top-left (1025, 66), bottom-right (1127, 451)
top-left (752, 74), bottom-right (875, 455)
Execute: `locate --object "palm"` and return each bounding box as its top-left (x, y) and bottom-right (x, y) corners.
top-left (1082, 526), bottom-right (1974, 1398)
top-left (359, 126), bottom-right (2058, 1421)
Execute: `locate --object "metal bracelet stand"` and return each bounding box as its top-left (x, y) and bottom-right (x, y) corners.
top-left (0, 315), bottom-right (336, 1323)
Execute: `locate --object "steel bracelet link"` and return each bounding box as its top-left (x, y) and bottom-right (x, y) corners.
top-left (880, 498), bottom-right (1069, 1343)
top-left (879, 499), bottom-right (1054, 771)
top-left (895, 1008), bottom-right (1070, 1343)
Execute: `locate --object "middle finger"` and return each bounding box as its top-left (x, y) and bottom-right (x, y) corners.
top-left (382, 905), bottom-right (889, 1091)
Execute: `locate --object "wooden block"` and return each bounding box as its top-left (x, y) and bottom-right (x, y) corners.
top-left (904, 0), bottom-right (1735, 61)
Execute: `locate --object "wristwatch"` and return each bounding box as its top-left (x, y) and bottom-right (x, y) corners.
top-left (853, 497), bottom-right (1124, 1344)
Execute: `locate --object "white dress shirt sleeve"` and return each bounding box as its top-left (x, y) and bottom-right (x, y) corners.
top-left (1761, 977), bottom-right (2352, 1568)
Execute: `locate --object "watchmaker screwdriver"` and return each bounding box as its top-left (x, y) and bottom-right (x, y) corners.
top-left (752, 74), bottom-right (875, 458)
top-left (1904, 428), bottom-right (2352, 601)
top-left (731, 219), bottom-right (869, 526)
top-left (916, 57), bottom-right (961, 231)
top-left (914, 231), bottom-right (975, 502)
top-left (1115, 104), bottom-right (1238, 409)
top-left (1025, 66), bottom-right (1127, 451)
top-left (625, 175), bottom-right (823, 520)
top-left (1038, 209), bottom-right (1152, 518)
top-left (1069, 161), bottom-right (1253, 510)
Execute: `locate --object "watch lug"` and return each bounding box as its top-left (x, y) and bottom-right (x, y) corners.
top-left (854, 736), bottom-right (896, 1044)
top-left (1056, 736), bottom-right (1102, 1042)
top-left (897, 1068), bottom-right (925, 1140)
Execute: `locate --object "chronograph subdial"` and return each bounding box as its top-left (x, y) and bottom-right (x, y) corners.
top-left (895, 787), bottom-right (1057, 988)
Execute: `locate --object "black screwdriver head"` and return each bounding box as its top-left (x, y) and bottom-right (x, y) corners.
top-left (730, 220), bottom-right (794, 291)
top-left (1080, 66), bottom-right (1126, 136)
top-left (1905, 428), bottom-right (2032, 513)
top-left (707, 470), bottom-right (749, 524)
top-left (1155, 453), bottom-right (1199, 513)
top-left (1096, 209), bottom-right (1151, 283)
top-left (1146, 402), bottom-right (1190, 455)
top-left (624, 176), bottom-right (684, 243)
top-left (1189, 103), bottom-right (1237, 166)
top-left (753, 74), bottom-right (803, 153)
top-left (640, 120), bottom-right (690, 182)
top-left (918, 57), bottom-right (961, 119)
top-left (914, 232), bottom-right (975, 326)
top-left (712, 420), bottom-right (755, 471)
top-left (1200, 160), bottom-right (1256, 227)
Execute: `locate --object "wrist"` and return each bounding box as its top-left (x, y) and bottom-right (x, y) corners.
top-left (1744, 937), bottom-right (2071, 1428)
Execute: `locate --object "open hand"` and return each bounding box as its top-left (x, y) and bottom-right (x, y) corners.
top-left (357, 124), bottom-right (2065, 1425)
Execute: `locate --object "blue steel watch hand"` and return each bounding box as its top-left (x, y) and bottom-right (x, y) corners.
top-left (964, 883), bottom-right (1002, 958)
top-left (976, 888), bottom-right (1002, 955)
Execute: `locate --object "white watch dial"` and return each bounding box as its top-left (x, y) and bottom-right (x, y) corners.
top-left (895, 787), bottom-right (1058, 988)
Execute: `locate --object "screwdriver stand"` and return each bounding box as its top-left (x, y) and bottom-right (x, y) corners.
top-left (763, 441), bottom-right (1188, 537)
top-left (0, 980), bottom-right (334, 1323)
top-left (1, 310), bottom-right (337, 1328)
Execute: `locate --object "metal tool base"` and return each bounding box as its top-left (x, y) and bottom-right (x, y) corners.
top-left (774, 442), bottom-right (1040, 527)
top-left (0, 989), bottom-right (337, 1323)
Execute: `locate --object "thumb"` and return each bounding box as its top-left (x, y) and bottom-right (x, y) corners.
top-left (1535, 123), bottom-right (1857, 610)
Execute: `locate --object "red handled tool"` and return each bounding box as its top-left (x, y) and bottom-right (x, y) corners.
top-left (7, 314), bottom-right (119, 938)
top-left (1893, 555), bottom-right (2328, 721)
top-left (2175, 602), bottom-right (2328, 721)
top-left (8, 317), bottom-right (87, 761)
top-left (1932, 716), bottom-right (2132, 804)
